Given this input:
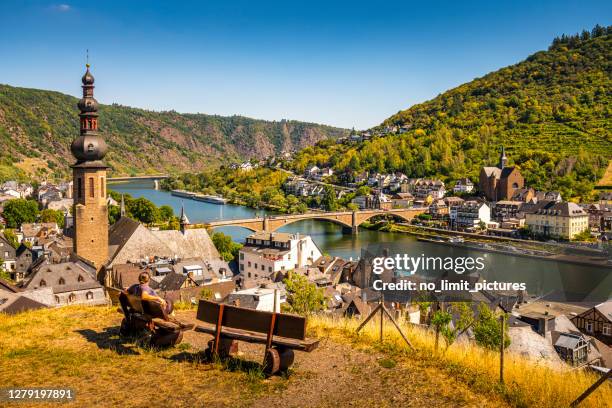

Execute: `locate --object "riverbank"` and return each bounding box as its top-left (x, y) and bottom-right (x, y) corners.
top-left (379, 223), bottom-right (612, 269)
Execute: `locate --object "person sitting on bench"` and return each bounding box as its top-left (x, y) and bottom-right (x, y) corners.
top-left (128, 271), bottom-right (173, 315)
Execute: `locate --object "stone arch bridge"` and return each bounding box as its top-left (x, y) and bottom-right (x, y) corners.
top-left (204, 208), bottom-right (427, 234)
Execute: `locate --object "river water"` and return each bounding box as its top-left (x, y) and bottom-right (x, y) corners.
top-left (110, 180), bottom-right (611, 301)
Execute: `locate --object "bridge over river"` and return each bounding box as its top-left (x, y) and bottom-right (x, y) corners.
top-left (204, 208), bottom-right (427, 234)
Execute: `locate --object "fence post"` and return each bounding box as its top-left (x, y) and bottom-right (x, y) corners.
top-left (379, 294), bottom-right (384, 343)
top-left (499, 315), bottom-right (505, 385)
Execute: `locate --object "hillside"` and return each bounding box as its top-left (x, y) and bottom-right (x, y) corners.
top-left (0, 85), bottom-right (348, 181)
top-left (289, 27), bottom-right (612, 200)
top-left (0, 306), bottom-right (609, 408)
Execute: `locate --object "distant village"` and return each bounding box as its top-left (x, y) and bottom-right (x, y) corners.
top-left (0, 66), bottom-right (610, 379)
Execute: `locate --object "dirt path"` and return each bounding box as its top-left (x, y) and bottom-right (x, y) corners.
top-left (178, 311), bottom-right (509, 408)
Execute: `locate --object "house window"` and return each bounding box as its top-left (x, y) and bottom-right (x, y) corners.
top-left (240, 253), bottom-right (244, 260)
top-left (603, 324), bottom-right (611, 336)
top-left (58, 277), bottom-right (65, 285)
top-left (248, 262), bottom-right (251, 267)
top-left (68, 293), bottom-right (76, 303)
top-left (86, 291), bottom-right (94, 300)
top-left (55, 295), bottom-right (60, 304)
top-left (89, 177), bottom-right (94, 198)
top-left (78, 275), bottom-right (84, 282)
top-left (261, 264), bottom-right (264, 271)
top-left (240, 264), bottom-right (244, 271)
top-left (586, 321), bottom-right (593, 333)
top-left (39, 279), bottom-right (46, 287)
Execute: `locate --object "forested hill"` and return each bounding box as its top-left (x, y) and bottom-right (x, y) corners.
top-left (290, 26), bottom-right (612, 200)
top-left (0, 85), bottom-right (348, 181)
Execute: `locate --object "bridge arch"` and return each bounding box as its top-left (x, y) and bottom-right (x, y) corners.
top-left (269, 216), bottom-right (353, 232)
top-left (355, 211), bottom-right (417, 227)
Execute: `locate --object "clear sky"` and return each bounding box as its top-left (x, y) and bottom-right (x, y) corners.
top-left (0, 1), bottom-right (609, 129)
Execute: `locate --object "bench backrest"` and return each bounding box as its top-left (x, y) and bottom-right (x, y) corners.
top-left (196, 299), bottom-right (307, 340)
top-left (119, 292), bottom-right (167, 320)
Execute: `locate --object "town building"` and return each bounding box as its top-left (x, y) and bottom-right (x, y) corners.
top-left (493, 201), bottom-right (524, 221)
top-left (0, 234), bottom-right (16, 273)
top-left (450, 201), bottom-right (491, 230)
top-left (23, 261), bottom-right (106, 306)
top-left (479, 147), bottom-right (524, 201)
top-left (238, 232), bottom-right (322, 281)
top-left (407, 179), bottom-right (446, 200)
top-left (524, 201), bottom-right (589, 240)
top-left (390, 192), bottom-right (414, 209)
top-left (453, 178), bottom-right (474, 194)
top-left (227, 287), bottom-right (285, 312)
top-left (571, 302), bottom-right (612, 346)
top-left (429, 199), bottom-right (449, 217)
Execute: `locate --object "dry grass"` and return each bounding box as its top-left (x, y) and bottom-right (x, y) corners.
top-left (598, 160), bottom-right (612, 187)
top-left (307, 314), bottom-right (612, 408)
top-left (1, 306), bottom-right (610, 408)
top-left (0, 306), bottom-right (272, 408)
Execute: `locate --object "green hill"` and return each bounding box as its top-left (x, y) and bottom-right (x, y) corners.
top-left (289, 26), bottom-right (612, 200)
top-left (0, 85), bottom-right (348, 181)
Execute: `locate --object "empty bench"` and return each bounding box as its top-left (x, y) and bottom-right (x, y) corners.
top-left (118, 291), bottom-right (193, 347)
top-left (194, 299), bottom-right (320, 375)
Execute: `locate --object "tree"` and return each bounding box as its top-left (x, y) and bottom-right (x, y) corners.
top-left (322, 185), bottom-right (339, 211)
top-left (159, 205), bottom-right (174, 222)
top-left (2, 199), bottom-right (39, 228)
top-left (40, 208), bottom-right (65, 229)
top-left (431, 303), bottom-right (475, 351)
top-left (211, 231), bottom-right (242, 262)
top-left (127, 197), bottom-right (159, 224)
top-left (473, 303), bottom-right (510, 350)
top-left (283, 272), bottom-right (326, 315)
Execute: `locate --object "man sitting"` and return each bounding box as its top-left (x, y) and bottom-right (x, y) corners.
top-left (128, 271), bottom-right (173, 315)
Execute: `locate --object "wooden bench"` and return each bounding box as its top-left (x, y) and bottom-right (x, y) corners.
top-left (118, 291), bottom-right (193, 347)
top-left (194, 299), bottom-right (320, 375)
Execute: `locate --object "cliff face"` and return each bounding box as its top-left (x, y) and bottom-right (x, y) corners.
top-left (0, 85), bottom-right (348, 180)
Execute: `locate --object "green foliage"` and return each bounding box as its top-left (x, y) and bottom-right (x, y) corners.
top-left (432, 303), bottom-right (475, 350)
top-left (322, 185), bottom-right (339, 211)
top-left (0, 84), bottom-right (348, 182)
top-left (107, 190), bottom-right (176, 227)
top-left (287, 30), bottom-right (612, 201)
top-left (473, 303), bottom-right (510, 350)
top-left (2, 199), bottom-right (39, 228)
top-left (282, 272), bottom-right (326, 316)
top-left (2, 229), bottom-right (19, 249)
top-left (211, 231), bottom-right (242, 262)
top-left (40, 208), bottom-right (65, 229)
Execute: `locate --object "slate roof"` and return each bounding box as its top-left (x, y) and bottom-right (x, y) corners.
top-left (158, 272), bottom-right (190, 292)
top-left (23, 262), bottom-right (103, 294)
top-left (0, 294), bottom-right (48, 315)
top-left (526, 200), bottom-right (587, 217)
top-left (554, 332), bottom-right (586, 350)
top-left (0, 277), bottom-right (20, 293)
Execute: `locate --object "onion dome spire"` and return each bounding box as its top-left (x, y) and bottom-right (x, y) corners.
top-left (71, 62), bottom-right (107, 164)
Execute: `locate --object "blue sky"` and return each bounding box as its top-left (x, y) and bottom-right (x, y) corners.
top-left (0, 1), bottom-right (609, 129)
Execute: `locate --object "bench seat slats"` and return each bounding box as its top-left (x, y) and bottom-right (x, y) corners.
top-left (194, 324), bottom-right (320, 352)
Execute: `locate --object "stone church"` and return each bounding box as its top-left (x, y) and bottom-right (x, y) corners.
top-left (479, 147), bottom-right (524, 202)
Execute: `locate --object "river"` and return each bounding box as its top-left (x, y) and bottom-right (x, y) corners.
top-left (110, 180), bottom-right (611, 301)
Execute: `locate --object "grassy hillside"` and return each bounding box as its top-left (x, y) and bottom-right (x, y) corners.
top-left (289, 27), bottom-right (612, 200)
top-left (0, 306), bottom-right (609, 407)
top-left (0, 85), bottom-right (348, 181)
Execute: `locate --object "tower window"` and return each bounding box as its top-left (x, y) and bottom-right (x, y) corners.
top-left (77, 177), bottom-right (83, 199)
top-left (100, 177), bottom-right (105, 198)
top-left (89, 177), bottom-right (94, 197)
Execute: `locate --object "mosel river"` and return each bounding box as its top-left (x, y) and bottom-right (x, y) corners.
top-left (110, 180), bottom-right (611, 302)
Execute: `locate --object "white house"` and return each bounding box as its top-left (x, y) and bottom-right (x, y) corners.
top-left (453, 178), bottom-right (474, 194)
top-left (227, 287), bottom-right (285, 312)
top-left (450, 201), bottom-right (491, 229)
top-left (238, 232), bottom-right (322, 280)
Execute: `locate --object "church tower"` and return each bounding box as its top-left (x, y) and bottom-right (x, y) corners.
top-left (71, 64), bottom-right (109, 274)
top-left (498, 145), bottom-right (508, 169)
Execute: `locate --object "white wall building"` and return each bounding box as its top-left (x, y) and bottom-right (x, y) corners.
top-left (450, 201), bottom-right (491, 229)
top-left (238, 232), bottom-right (323, 280)
top-left (227, 287), bottom-right (285, 312)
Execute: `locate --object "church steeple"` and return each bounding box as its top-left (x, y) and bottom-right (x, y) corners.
top-left (179, 203), bottom-right (190, 233)
top-left (499, 146), bottom-right (508, 169)
top-left (71, 63), bottom-right (107, 164)
top-left (71, 61), bottom-right (109, 279)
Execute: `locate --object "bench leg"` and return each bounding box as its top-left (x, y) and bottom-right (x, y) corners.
top-left (206, 339), bottom-right (238, 359)
top-left (277, 347), bottom-right (295, 372)
top-left (120, 316), bottom-right (149, 336)
top-left (264, 347), bottom-right (281, 375)
top-left (151, 330), bottom-right (183, 348)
